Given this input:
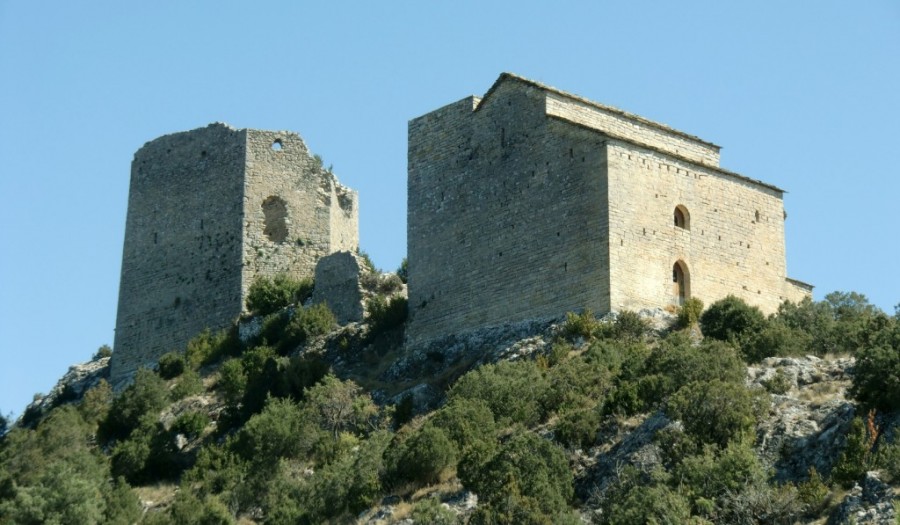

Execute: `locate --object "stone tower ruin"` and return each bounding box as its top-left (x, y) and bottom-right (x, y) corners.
top-left (111, 123), bottom-right (358, 387)
top-left (407, 73), bottom-right (811, 344)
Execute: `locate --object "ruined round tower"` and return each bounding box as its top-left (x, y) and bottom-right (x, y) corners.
top-left (111, 123), bottom-right (358, 388)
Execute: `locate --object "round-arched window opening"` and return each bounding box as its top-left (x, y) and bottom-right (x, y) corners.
top-left (674, 205), bottom-right (690, 230)
top-left (271, 139), bottom-right (283, 151)
top-left (672, 260), bottom-right (690, 305)
top-left (262, 196), bottom-right (288, 243)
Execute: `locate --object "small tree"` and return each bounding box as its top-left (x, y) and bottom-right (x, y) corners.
top-left (396, 257), bottom-right (408, 284)
top-left (93, 344), bottom-right (113, 360)
top-left (700, 295), bottom-right (766, 344)
top-left (157, 351), bottom-right (186, 379)
top-left (245, 274), bottom-right (313, 316)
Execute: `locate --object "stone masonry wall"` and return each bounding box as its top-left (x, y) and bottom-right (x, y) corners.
top-left (407, 81), bottom-right (611, 344)
top-left (240, 129), bottom-right (358, 300)
top-left (112, 124), bottom-right (358, 388)
top-left (112, 124), bottom-right (247, 387)
top-left (545, 92), bottom-right (721, 167)
top-left (604, 140), bottom-right (807, 314)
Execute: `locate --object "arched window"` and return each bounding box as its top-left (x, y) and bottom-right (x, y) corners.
top-left (672, 260), bottom-right (690, 305)
top-left (674, 205), bottom-right (690, 230)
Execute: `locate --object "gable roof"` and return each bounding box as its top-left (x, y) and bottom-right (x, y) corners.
top-left (476, 72), bottom-right (720, 150)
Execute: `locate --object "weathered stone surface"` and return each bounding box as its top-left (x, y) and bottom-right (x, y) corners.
top-left (407, 72), bottom-right (811, 345)
top-left (24, 356), bottom-right (110, 417)
top-left (829, 471), bottom-right (898, 524)
top-left (748, 355), bottom-right (856, 480)
top-left (311, 251), bottom-right (366, 324)
top-left (112, 123), bottom-right (358, 389)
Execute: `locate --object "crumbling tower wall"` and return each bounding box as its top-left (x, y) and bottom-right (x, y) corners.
top-left (111, 123), bottom-right (358, 388)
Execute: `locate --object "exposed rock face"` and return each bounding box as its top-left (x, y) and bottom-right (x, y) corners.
top-left (748, 355), bottom-right (857, 480)
top-left (311, 251), bottom-right (367, 324)
top-left (23, 356), bottom-right (110, 419)
top-left (829, 471), bottom-right (898, 524)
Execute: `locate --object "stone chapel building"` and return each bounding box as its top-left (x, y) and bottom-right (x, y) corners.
top-left (406, 73), bottom-right (811, 343)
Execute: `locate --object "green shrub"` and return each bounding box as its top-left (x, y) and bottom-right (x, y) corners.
top-left (604, 481), bottom-right (693, 525)
top-left (171, 411), bottom-right (210, 440)
top-left (718, 480), bottom-right (803, 525)
top-left (282, 302), bottom-right (336, 351)
top-left (851, 342), bottom-right (900, 410)
top-left (233, 397), bottom-right (320, 465)
top-left (612, 310), bottom-right (650, 342)
top-left (699, 295), bottom-right (766, 344)
top-left (93, 344), bottom-right (113, 360)
top-left (677, 297), bottom-right (705, 328)
top-left (554, 405), bottom-right (600, 449)
top-left (776, 292), bottom-right (886, 357)
top-left (78, 379), bottom-right (112, 426)
top-left (366, 295), bottom-right (408, 335)
top-left (667, 380), bottom-right (767, 448)
top-left (303, 375), bottom-right (379, 440)
top-left (675, 440), bottom-right (768, 509)
top-left (245, 274), bottom-right (313, 316)
top-left (171, 368), bottom-right (203, 400)
top-left (875, 436), bottom-right (900, 483)
top-left (448, 360), bottom-right (550, 426)
top-left (430, 398), bottom-right (497, 451)
top-left (797, 467), bottom-right (829, 513)
top-left (761, 368), bottom-right (792, 395)
top-left (397, 257), bottom-right (408, 284)
top-left (157, 351), bottom-right (186, 379)
top-left (561, 310), bottom-right (599, 341)
top-left (831, 415), bottom-right (877, 487)
top-left (217, 358), bottom-right (247, 408)
top-left (104, 476), bottom-right (143, 525)
top-left (410, 497), bottom-right (456, 525)
top-left (169, 489), bottom-right (234, 525)
top-left (101, 368), bottom-right (168, 441)
top-left (461, 430), bottom-right (573, 519)
top-left (185, 327), bottom-right (241, 369)
top-left (110, 433), bottom-right (152, 482)
top-left (741, 320), bottom-right (812, 363)
top-left (395, 424), bottom-right (457, 485)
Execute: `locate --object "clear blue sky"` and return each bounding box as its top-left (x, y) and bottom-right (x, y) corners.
top-left (2, 2), bottom-right (898, 419)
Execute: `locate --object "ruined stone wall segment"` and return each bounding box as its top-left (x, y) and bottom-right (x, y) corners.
top-left (242, 130), bottom-right (334, 295)
top-left (605, 140), bottom-right (808, 314)
top-left (311, 251), bottom-right (365, 324)
top-left (328, 181), bottom-right (359, 253)
top-left (407, 83), bottom-right (610, 344)
top-left (546, 92), bottom-right (721, 167)
top-left (111, 123), bottom-right (247, 387)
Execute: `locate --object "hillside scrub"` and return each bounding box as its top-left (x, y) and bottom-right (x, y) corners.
top-left (2, 291), bottom-right (899, 523)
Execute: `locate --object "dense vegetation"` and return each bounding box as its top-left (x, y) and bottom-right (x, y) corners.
top-left (1, 282), bottom-right (898, 523)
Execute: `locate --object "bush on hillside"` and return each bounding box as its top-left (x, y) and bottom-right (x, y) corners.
top-left (677, 297), bottom-right (704, 329)
top-left (461, 430), bottom-right (573, 520)
top-left (157, 351), bottom-right (185, 379)
top-left (850, 339), bottom-right (900, 411)
top-left (100, 368), bottom-right (168, 442)
top-left (366, 295), bottom-right (408, 336)
top-left (699, 295), bottom-right (765, 345)
top-left (245, 274), bottom-right (313, 316)
top-left (667, 380), bottom-right (767, 448)
top-left (282, 302), bottom-right (336, 352)
top-left (185, 327), bottom-right (241, 369)
top-left (448, 360), bottom-right (549, 426)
